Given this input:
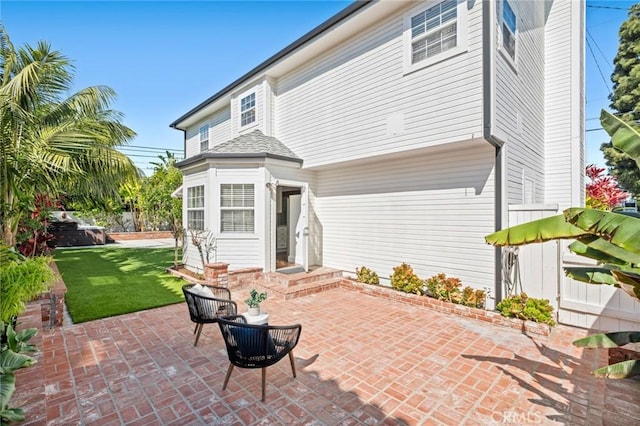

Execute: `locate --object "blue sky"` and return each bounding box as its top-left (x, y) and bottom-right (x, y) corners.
top-left (1, 1), bottom-right (636, 174)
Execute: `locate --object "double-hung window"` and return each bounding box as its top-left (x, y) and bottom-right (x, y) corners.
top-left (240, 93), bottom-right (256, 127)
top-left (187, 185), bottom-right (205, 230)
top-left (403, 0), bottom-right (467, 73)
top-left (199, 124), bottom-right (209, 152)
top-left (501, 0), bottom-right (517, 61)
top-left (220, 184), bottom-right (254, 233)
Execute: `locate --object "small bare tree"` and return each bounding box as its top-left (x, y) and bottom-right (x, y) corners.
top-left (188, 229), bottom-right (217, 272)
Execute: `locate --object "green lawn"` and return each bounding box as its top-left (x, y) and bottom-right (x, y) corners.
top-left (54, 248), bottom-right (185, 323)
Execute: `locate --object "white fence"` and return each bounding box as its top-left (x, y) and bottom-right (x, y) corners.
top-left (508, 204), bottom-right (640, 331)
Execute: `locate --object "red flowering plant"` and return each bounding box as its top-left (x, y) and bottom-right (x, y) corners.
top-left (16, 194), bottom-right (62, 257)
top-left (585, 165), bottom-right (628, 210)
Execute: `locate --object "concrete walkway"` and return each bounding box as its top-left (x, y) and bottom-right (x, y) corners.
top-left (14, 287), bottom-right (640, 425)
top-left (54, 238), bottom-right (177, 250)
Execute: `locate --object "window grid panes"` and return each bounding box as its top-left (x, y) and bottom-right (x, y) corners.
top-left (410, 0), bottom-right (457, 64)
top-left (187, 185), bottom-right (205, 230)
top-left (240, 93), bottom-right (256, 127)
top-left (220, 184), bottom-right (255, 233)
top-left (502, 0), bottom-right (516, 59)
top-left (199, 125), bottom-right (209, 152)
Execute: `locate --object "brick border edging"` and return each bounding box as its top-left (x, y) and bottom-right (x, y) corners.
top-left (39, 262), bottom-right (67, 328)
top-left (107, 231), bottom-right (173, 241)
top-left (340, 279), bottom-right (552, 336)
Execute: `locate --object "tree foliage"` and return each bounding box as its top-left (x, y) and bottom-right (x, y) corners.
top-left (585, 164), bottom-right (628, 210)
top-left (0, 26), bottom-right (138, 247)
top-left (601, 3), bottom-right (640, 197)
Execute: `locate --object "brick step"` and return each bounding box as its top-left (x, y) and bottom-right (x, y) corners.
top-left (264, 267), bottom-right (343, 287)
top-left (258, 277), bottom-right (345, 300)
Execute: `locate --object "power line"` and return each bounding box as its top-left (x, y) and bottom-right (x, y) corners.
top-left (586, 5), bottom-right (632, 10)
top-left (586, 29), bottom-right (614, 72)
top-left (120, 153), bottom-right (184, 159)
top-left (123, 145), bottom-right (183, 153)
top-left (586, 36), bottom-right (612, 97)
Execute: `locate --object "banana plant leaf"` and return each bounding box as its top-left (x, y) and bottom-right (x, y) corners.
top-left (565, 265), bottom-right (640, 302)
top-left (0, 350), bottom-right (36, 375)
top-left (569, 236), bottom-right (634, 265)
top-left (601, 110), bottom-right (640, 168)
top-left (564, 267), bottom-right (619, 286)
top-left (610, 269), bottom-right (640, 301)
top-left (573, 331), bottom-right (640, 348)
top-left (564, 208), bottom-right (640, 256)
top-left (0, 372), bottom-right (17, 416)
top-left (485, 214), bottom-right (587, 246)
top-left (593, 360), bottom-right (640, 379)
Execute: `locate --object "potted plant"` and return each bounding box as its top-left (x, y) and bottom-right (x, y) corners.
top-left (245, 289), bottom-right (267, 316)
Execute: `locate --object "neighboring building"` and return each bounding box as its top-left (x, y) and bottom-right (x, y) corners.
top-left (172, 0), bottom-right (585, 310)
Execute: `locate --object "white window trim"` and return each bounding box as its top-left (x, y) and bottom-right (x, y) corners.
top-left (498, 0), bottom-right (518, 71)
top-left (239, 92), bottom-right (257, 129)
top-left (402, 0), bottom-right (468, 75)
top-left (186, 185), bottom-right (205, 231)
top-left (199, 124), bottom-right (209, 152)
top-left (219, 183), bottom-right (255, 234)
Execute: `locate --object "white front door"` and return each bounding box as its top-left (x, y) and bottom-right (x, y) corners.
top-left (281, 183), bottom-right (308, 271)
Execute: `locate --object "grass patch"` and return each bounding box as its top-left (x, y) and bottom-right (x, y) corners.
top-left (54, 248), bottom-right (185, 323)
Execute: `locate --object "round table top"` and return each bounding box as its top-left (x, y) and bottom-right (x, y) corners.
top-left (242, 312), bottom-right (269, 325)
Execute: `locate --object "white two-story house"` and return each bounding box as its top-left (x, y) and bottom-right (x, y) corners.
top-left (171, 0), bottom-right (585, 309)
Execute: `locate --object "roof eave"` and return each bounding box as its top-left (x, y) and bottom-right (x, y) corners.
top-left (169, 0), bottom-right (373, 130)
top-left (175, 152), bottom-right (303, 169)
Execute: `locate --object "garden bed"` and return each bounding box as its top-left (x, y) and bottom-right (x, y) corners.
top-left (342, 279), bottom-right (553, 336)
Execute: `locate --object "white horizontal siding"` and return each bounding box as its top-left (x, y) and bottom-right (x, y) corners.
top-left (209, 107), bottom-right (232, 149)
top-left (545, 0), bottom-right (584, 208)
top-left (274, 1), bottom-right (484, 169)
top-left (495, 0), bottom-right (546, 206)
top-left (184, 107), bottom-right (232, 159)
top-left (315, 140), bottom-right (495, 290)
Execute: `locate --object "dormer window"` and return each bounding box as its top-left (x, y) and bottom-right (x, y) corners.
top-left (199, 124), bottom-right (209, 152)
top-left (403, 0), bottom-right (468, 74)
top-left (240, 93), bottom-right (256, 127)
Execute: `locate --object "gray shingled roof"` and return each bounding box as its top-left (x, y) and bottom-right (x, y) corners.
top-left (209, 130), bottom-right (301, 160)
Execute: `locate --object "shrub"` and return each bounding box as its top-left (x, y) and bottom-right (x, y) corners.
top-left (0, 246), bottom-right (56, 323)
top-left (355, 266), bottom-right (379, 285)
top-left (390, 263), bottom-right (423, 295)
top-left (496, 293), bottom-right (556, 326)
top-left (425, 273), bottom-right (486, 308)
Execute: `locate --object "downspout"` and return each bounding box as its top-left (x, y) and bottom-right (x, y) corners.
top-left (483, 0), bottom-right (506, 305)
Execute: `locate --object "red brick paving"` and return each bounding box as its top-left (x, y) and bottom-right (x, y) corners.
top-left (14, 287), bottom-right (640, 425)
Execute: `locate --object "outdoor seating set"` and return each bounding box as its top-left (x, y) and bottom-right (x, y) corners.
top-left (181, 284), bottom-right (302, 402)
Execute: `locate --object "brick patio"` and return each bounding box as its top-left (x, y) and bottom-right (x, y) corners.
top-left (14, 287), bottom-right (640, 425)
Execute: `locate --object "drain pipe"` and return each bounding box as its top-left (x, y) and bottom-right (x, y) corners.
top-left (483, 0), bottom-right (506, 305)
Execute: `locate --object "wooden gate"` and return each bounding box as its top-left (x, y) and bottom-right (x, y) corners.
top-left (507, 204), bottom-right (640, 331)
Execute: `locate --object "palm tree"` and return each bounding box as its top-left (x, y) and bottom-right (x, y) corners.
top-left (0, 25), bottom-right (139, 246)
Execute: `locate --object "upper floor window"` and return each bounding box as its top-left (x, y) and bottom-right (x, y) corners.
top-left (199, 124), bottom-right (209, 152)
top-left (501, 0), bottom-right (517, 61)
top-left (220, 184), bottom-right (254, 233)
top-left (403, 0), bottom-right (468, 73)
top-left (187, 185), bottom-right (205, 230)
top-left (240, 93), bottom-right (256, 127)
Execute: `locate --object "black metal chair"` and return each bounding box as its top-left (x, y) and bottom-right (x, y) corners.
top-left (217, 315), bottom-right (302, 401)
top-left (182, 284), bottom-right (237, 346)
